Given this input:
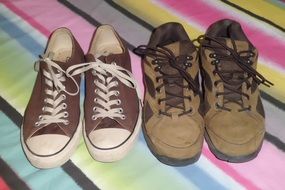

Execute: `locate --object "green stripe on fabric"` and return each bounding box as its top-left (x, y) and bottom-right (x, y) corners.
top-left (72, 139), bottom-right (199, 190)
top-left (0, 29), bottom-right (38, 114)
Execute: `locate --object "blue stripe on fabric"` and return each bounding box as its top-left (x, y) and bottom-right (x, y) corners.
top-left (177, 163), bottom-right (225, 190)
top-left (0, 14), bottom-right (43, 57)
top-left (267, 0), bottom-right (285, 9)
top-left (141, 131), bottom-right (226, 189)
top-left (0, 112), bottom-right (82, 190)
top-left (0, 10), bottom-right (226, 190)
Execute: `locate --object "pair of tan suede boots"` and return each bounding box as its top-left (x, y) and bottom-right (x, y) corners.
top-left (135, 19), bottom-right (272, 166)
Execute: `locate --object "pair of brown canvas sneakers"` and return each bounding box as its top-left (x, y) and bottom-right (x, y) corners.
top-left (22, 25), bottom-right (142, 169)
top-left (135, 19), bottom-right (272, 166)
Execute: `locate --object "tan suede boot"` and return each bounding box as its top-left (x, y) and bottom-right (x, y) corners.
top-left (199, 19), bottom-right (273, 162)
top-left (135, 23), bottom-right (204, 166)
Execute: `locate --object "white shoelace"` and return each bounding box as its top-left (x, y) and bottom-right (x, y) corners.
top-left (67, 58), bottom-right (139, 121)
top-left (35, 55), bottom-right (80, 127)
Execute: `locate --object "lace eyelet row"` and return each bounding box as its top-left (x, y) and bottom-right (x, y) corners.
top-left (92, 76), bottom-right (125, 121)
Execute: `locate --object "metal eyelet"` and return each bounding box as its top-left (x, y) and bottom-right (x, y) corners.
top-left (209, 53), bottom-right (217, 58)
top-left (44, 98), bottom-right (48, 103)
top-left (119, 108), bottom-right (123, 113)
top-left (186, 56), bottom-right (191, 60)
top-left (64, 111), bottom-right (69, 118)
top-left (64, 121), bottom-right (69, 125)
top-left (155, 66), bottom-right (162, 72)
top-left (38, 115), bottom-right (43, 120)
top-left (93, 107), bottom-right (97, 112)
top-left (62, 103), bottom-right (67, 109)
top-left (94, 98), bottom-right (98, 103)
top-left (35, 122), bottom-right (40, 127)
top-left (61, 94), bottom-right (66, 100)
top-left (95, 89), bottom-right (98, 94)
top-left (117, 99), bottom-right (121, 105)
top-left (121, 115), bottom-right (126, 120)
top-left (42, 107), bottom-right (45, 111)
top-left (92, 115), bottom-right (97, 120)
top-left (152, 59), bottom-right (158, 65)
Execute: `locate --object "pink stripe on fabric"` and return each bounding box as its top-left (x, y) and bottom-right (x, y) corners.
top-left (0, 0), bottom-right (144, 90)
top-left (229, 141), bottom-right (285, 190)
top-left (202, 146), bottom-right (261, 190)
top-left (203, 140), bottom-right (285, 190)
top-left (159, 0), bottom-right (285, 68)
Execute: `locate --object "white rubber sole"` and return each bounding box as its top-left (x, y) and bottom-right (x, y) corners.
top-left (83, 103), bottom-right (142, 162)
top-left (21, 122), bottom-right (82, 169)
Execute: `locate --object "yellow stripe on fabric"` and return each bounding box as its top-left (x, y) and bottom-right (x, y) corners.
top-left (258, 64), bottom-right (285, 101)
top-left (114, 0), bottom-right (285, 103)
top-left (227, 0), bottom-right (285, 28)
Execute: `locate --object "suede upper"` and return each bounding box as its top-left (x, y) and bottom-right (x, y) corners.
top-left (136, 23), bottom-right (204, 160)
top-left (199, 19), bottom-right (270, 158)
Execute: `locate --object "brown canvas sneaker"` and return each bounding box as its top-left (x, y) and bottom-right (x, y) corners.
top-left (68, 25), bottom-right (142, 162)
top-left (134, 23), bottom-right (204, 166)
top-left (21, 28), bottom-right (85, 168)
top-left (198, 19), bottom-right (273, 162)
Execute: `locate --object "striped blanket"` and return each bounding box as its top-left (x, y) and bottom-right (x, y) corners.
top-left (0, 0), bottom-right (284, 189)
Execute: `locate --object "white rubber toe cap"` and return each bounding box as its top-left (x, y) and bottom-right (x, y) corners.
top-left (89, 128), bottom-right (131, 149)
top-left (26, 134), bottom-right (70, 156)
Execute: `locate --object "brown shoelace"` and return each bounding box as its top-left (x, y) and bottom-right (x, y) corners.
top-left (197, 35), bottom-right (273, 111)
top-left (134, 45), bottom-right (199, 116)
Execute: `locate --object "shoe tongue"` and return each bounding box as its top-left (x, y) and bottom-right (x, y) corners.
top-left (32, 123), bottom-right (67, 137)
top-left (95, 118), bottom-right (125, 130)
top-left (97, 55), bottom-right (111, 63)
top-left (160, 40), bottom-right (195, 74)
top-left (39, 51), bottom-right (69, 71)
top-left (97, 53), bottom-right (122, 65)
top-left (159, 40), bottom-right (194, 114)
